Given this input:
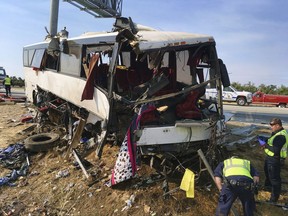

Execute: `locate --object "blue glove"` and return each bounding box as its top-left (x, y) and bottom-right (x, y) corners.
top-left (257, 137), bottom-right (266, 146)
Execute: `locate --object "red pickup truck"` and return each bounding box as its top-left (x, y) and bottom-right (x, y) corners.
top-left (252, 91), bottom-right (288, 108)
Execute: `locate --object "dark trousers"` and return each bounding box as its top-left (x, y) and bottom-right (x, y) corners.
top-left (5, 85), bottom-right (11, 96)
top-left (264, 158), bottom-right (281, 201)
top-left (216, 185), bottom-right (255, 216)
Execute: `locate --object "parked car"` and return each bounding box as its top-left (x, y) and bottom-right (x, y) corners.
top-left (0, 66), bottom-right (6, 89)
top-left (252, 91), bottom-right (288, 108)
top-left (205, 85), bottom-right (252, 106)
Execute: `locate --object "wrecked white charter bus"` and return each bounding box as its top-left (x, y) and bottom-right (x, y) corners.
top-left (23, 17), bottom-right (230, 180)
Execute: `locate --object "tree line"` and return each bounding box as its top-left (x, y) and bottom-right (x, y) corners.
top-left (231, 81), bottom-right (288, 95)
top-left (11, 76), bottom-right (25, 87)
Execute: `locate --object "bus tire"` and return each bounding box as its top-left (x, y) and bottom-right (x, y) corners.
top-left (24, 133), bottom-right (60, 152)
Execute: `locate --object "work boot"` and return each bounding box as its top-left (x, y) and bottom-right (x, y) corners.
top-left (267, 195), bottom-right (279, 203)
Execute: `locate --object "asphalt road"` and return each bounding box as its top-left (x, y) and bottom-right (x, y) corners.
top-left (223, 103), bottom-right (288, 126)
top-left (0, 87), bottom-right (25, 97)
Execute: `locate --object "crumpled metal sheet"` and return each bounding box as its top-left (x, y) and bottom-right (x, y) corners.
top-left (230, 124), bottom-right (258, 136)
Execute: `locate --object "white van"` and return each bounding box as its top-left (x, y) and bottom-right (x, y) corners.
top-left (205, 85), bottom-right (252, 106)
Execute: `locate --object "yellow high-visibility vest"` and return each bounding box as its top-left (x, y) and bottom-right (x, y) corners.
top-left (265, 129), bottom-right (288, 159)
top-left (223, 158), bottom-right (253, 179)
top-left (4, 77), bottom-right (11, 85)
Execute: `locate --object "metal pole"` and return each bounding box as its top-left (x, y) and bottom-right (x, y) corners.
top-left (197, 149), bottom-right (239, 216)
top-left (50, 0), bottom-right (59, 37)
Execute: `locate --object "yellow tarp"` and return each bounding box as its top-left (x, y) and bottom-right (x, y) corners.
top-left (180, 168), bottom-right (195, 198)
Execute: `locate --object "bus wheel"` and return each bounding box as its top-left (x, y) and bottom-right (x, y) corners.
top-left (24, 133), bottom-right (60, 152)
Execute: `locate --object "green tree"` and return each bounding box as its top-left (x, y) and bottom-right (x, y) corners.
top-left (231, 82), bottom-right (243, 91)
top-left (11, 77), bottom-right (25, 87)
top-left (230, 82), bottom-right (288, 95)
top-left (276, 85), bottom-right (288, 95)
top-left (243, 81), bottom-right (257, 93)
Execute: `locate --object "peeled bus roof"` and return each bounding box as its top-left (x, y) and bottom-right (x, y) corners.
top-left (24, 29), bottom-right (214, 51)
top-left (73, 30), bottom-right (215, 51)
top-left (135, 30), bottom-right (214, 51)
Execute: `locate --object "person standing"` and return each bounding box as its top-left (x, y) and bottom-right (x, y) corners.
top-left (263, 118), bottom-right (288, 202)
top-left (214, 157), bottom-right (259, 216)
top-left (3, 75), bottom-right (12, 97)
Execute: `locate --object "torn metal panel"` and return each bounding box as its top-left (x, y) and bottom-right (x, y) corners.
top-left (132, 31), bottom-right (215, 53)
top-left (136, 123), bottom-right (211, 146)
top-left (230, 124), bottom-right (258, 136)
top-left (224, 135), bottom-right (257, 151)
top-left (223, 112), bottom-right (234, 122)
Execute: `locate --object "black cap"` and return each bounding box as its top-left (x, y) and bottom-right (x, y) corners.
top-left (270, 118), bottom-right (282, 126)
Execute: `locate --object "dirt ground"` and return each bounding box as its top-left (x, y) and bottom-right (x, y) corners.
top-left (0, 102), bottom-right (287, 216)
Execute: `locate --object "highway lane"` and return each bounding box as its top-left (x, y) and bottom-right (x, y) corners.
top-left (223, 103), bottom-right (288, 125)
top-left (0, 87), bottom-right (25, 97)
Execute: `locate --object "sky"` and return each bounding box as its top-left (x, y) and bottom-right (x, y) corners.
top-left (0, 0), bottom-right (288, 87)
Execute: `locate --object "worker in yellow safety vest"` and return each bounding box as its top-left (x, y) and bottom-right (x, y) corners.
top-left (214, 157), bottom-right (259, 216)
top-left (3, 75), bottom-right (12, 97)
top-left (262, 118), bottom-right (288, 203)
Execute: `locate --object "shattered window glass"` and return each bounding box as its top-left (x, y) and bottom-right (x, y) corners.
top-left (60, 45), bottom-right (81, 76)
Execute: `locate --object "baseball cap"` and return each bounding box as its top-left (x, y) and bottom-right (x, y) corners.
top-left (270, 118), bottom-right (282, 126)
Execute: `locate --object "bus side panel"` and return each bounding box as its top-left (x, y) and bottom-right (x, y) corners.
top-left (24, 67), bottom-right (110, 121)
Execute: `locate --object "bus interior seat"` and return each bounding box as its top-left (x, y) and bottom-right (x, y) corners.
top-left (175, 86), bottom-right (206, 120)
top-left (115, 66), bottom-right (129, 92)
top-left (96, 63), bottom-right (109, 88)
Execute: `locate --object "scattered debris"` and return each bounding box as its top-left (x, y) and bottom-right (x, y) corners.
top-left (0, 143), bottom-right (27, 169)
top-left (55, 169), bottom-right (70, 179)
top-left (0, 143), bottom-right (29, 187)
top-left (18, 124), bottom-right (37, 135)
top-left (0, 103), bottom-right (287, 215)
top-left (20, 116), bottom-right (33, 123)
top-left (72, 149), bottom-right (90, 179)
top-left (121, 194), bottom-right (136, 211)
top-left (0, 94), bottom-right (26, 103)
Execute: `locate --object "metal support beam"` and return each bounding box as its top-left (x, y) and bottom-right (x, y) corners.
top-left (64, 0), bottom-right (123, 18)
top-left (50, 0), bottom-right (60, 36)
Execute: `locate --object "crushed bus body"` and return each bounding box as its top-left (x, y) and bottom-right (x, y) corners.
top-left (23, 17), bottom-right (230, 181)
